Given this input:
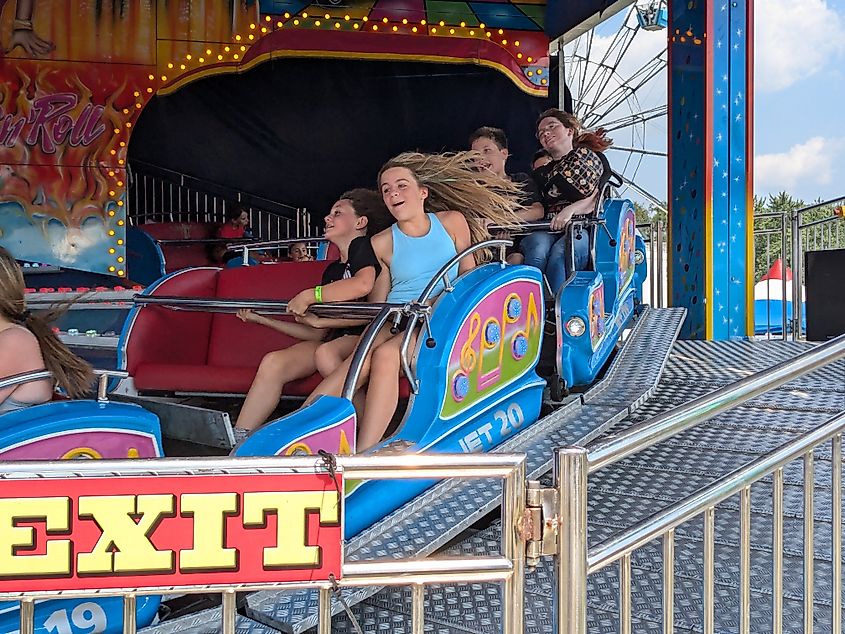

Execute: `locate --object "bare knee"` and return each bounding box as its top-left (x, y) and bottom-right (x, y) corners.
top-left (315, 344), bottom-right (342, 377)
top-left (256, 350), bottom-right (289, 379)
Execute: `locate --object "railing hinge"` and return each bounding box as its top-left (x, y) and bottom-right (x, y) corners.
top-left (519, 479), bottom-right (560, 567)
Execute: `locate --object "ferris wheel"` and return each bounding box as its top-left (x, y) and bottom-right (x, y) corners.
top-left (561, 1), bottom-right (669, 210)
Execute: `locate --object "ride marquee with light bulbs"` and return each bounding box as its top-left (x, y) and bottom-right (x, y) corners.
top-left (0, 0), bottom-right (754, 340)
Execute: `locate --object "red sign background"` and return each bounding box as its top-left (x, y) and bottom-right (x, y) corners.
top-left (0, 473), bottom-right (342, 593)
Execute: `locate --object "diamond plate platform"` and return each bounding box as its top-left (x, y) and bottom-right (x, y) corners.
top-left (143, 308), bottom-right (686, 634)
top-left (330, 337), bottom-right (845, 633)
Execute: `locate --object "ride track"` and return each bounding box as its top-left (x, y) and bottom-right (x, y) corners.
top-left (145, 306), bottom-right (687, 633)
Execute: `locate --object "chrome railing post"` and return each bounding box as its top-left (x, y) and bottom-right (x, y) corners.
top-left (780, 213), bottom-right (789, 341)
top-left (411, 584), bottom-right (425, 634)
top-left (221, 589), bottom-right (236, 634)
top-left (739, 487), bottom-right (751, 634)
top-left (656, 220), bottom-right (664, 308)
top-left (833, 434), bottom-right (842, 634)
top-left (123, 594), bottom-right (137, 634)
top-left (555, 446), bottom-right (588, 634)
top-left (318, 586), bottom-right (332, 634)
top-left (804, 451), bottom-right (815, 633)
top-left (502, 458), bottom-right (526, 634)
top-left (19, 597), bottom-right (34, 634)
top-left (791, 209), bottom-right (803, 339)
top-left (663, 529), bottom-right (674, 634)
top-left (773, 467), bottom-right (784, 634)
top-left (703, 507), bottom-right (715, 634)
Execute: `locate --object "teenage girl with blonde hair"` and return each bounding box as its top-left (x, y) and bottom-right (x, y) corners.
top-left (308, 151), bottom-right (524, 451)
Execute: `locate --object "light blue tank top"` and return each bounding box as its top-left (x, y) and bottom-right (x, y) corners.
top-left (387, 213), bottom-right (460, 303)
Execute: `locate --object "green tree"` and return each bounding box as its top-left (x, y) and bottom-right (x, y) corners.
top-left (753, 191), bottom-right (845, 281)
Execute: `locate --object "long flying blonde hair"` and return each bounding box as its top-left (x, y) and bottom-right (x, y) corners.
top-left (378, 151), bottom-right (525, 260)
top-left (0, 248), bottom-right (94, 398)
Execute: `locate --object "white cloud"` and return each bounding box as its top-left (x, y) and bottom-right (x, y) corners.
top-left (756, 0), bottom-right (845, 92)
top-left (755, 136), bottom-right (844, 192)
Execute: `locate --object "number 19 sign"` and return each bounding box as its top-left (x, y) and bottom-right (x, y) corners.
top-left (0, 471), bottom-right (342, 594)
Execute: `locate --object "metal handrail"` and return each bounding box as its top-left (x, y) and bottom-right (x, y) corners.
top-left (155, 237), bottom-right (255, 246)
top-left (341, 306), bottom-right (403, 401)
top-left (416, 239), bottom-right (512, 303)
top-left (586, 331), bottom-right (845, 473)
top-left (130, 159), bottom-right (301, 215)
top-left (793, 194), bottom-right (845, 224)
top-left (0, 369), bottom-right (128, 402)
top-left (588, 409), bottom-right (845, 572)
top-left (0, 451), bottom-right (527, 634)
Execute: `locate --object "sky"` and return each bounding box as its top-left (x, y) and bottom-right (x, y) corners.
top-left (571, 0), bottom-right (845, 208)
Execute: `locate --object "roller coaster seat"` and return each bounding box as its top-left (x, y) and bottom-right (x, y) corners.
top-left (139, 222), bottom-right (219, 270)
top-left (121, 261), bottom-right (332, 395)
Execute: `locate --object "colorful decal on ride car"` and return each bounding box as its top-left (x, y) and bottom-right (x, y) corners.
top-left (618, 208), bottom-right (637, 292)
top-left (0, 429), bottom-right (160, 460)
top-left (279, 415), bottom-right (355, 457)
top-left (0, 472), bottom-right (342, 593)
top-left (442, 279), bottom-right (542, 419)
top-left (588, 281), bottom-right (606, 351)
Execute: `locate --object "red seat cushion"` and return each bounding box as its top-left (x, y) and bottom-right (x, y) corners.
top-left (140, 222), bottom-right (221, 271)
top-left (133, 364), bottom-right (323, 396)
top-left (125, 268), bottom-right (219, 377)
top-left (206, 262), bottom-right (330, 368)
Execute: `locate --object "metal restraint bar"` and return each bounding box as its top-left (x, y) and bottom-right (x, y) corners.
top-left (133, 296), bottom-right (404, 320)
top-left (0, 369), bottom-right (128, 403)
top-left (225, 237), bottom-right (328, 264)
top-left (397, 239), bottom-right (512, 393)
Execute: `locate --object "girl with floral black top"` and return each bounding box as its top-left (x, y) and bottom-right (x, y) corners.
top-left (521, 109), bottom-right (612, 295)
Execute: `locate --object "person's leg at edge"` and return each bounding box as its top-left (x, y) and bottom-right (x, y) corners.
top-left (519, 231), bottom-right (556, 271)
top-left (545, 234), bottom-right (571, 297)
top-left (357, 331), bottom-right (417, 452)
top-left (546, 228), bottom-right (591, 296)
top-left (235, 341), bottom-right (321, 432)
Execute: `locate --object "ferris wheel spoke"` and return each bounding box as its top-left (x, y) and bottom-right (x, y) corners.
top-left (578, 14), bottom-right (639, 111)
top-left (599, 106), bottom-right (667, 132)
top-left (608, 146), bottom-right (667, 157)
top-left (584, 55), bottom-right (666, 126)
top-left (587, 51), bottom-right (665, 111)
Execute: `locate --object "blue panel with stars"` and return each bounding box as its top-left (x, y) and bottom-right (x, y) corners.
top-left (669, 0), bottom-right (753, 340)
top-left (728, 1), bottom-right (750, 339)
top-left (712, 0), bottom-right (731, 338)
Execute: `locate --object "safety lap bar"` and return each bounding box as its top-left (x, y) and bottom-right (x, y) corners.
top-left (586, 331), bottom-right (845, 473)
top-left (0, 369), bottom-right (128, 402)
top-left (226, 237), bottom-right (326, 251)
top-left (133, 295), bottom-right (404, 320)
top-left (396, 239), bottom-right (512, 393)
top-left (0, 370), bottom-right (53, 391)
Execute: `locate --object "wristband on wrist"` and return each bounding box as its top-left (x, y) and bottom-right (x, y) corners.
top-left (314, 285), bottom-right (323, 303)
top-left (13, 19), bottom-right (33, 30)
